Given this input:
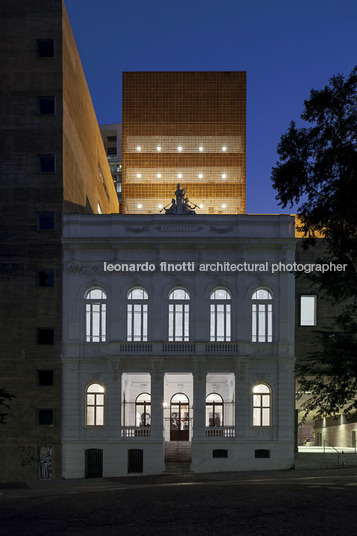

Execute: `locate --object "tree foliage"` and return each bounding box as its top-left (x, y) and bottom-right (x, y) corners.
top-left (0, 387), bottom-right (15, 425)
top-left (271, 66), bottom-right (357, 420)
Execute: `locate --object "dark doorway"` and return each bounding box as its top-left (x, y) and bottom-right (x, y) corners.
top-left (170, 393), bottom-right (189, 441)
top-left (128, 449), bottom-right (143, 473)
top-left (85, 449), bottom-right (103, 478)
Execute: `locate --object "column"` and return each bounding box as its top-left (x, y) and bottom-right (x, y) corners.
top-left (192, 362), bottom-right (206, 440)
top-left (151, 360), bottom-right (164, 440)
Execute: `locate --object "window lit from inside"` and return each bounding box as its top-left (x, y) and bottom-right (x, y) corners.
top-left (86, 384), bottom-right (104, 426)
top-left (206, 393), bottom-right (224, 427)
top-left (253, 384), bottom-right (271, 426)
top-left (127, 288), bottom-right (148, 341)
top-left (135, 393), bottom-right (151, 426)
top-left (300, 295), bottom-right (317, 326)
top-left (85, 289), bottom-right (106, 342)
top-left (168, 289), bottom-right (190, 341)
top-left (252, 289), bottom-right (273, 342)
top-left (210, 289), bottom-right (231, 341)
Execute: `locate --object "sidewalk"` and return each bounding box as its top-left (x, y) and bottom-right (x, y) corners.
top-left (1, 466), bottom-right (356, 500)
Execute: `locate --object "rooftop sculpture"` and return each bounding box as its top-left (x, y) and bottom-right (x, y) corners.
top-left (162, 184), bottom-right (198, 215)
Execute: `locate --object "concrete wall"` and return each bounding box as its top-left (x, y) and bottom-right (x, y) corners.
top-left (0, 0), bottom-right (119, 481)
top-left (0, 0), bottom-right (64, 480)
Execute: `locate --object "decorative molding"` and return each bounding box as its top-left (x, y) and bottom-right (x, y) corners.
top-left (110, 359), bottom-right (121, 380)
top-left (152, 359), bottom-right (163, 381)
top-left (209, 225), bottom-right (233, 234)
top-left (125, 225), bottom-right (148, 234)
top-left (194, 359), bottom-right (206, 380)
top-left (157, 224), bottom-right (203, 232)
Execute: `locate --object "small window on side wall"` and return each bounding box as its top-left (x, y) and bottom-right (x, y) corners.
top-left (37, 96), bottom-right (55, 115)
top-left (37, 370), bottom-right (54, 386)
top-left (36, 39), bottom-right (55, 57)
top-left (300, 295), bottom-right (317, 326)
top-left (37, 154), bottom-right (55, 173)
top-left (37, 212), bottom-right (55, 231)
top-left (37, 328), bottom-right (55, 345)
top-left (38, 269), bottom-right (55, 287)
top-left (38, 409), bottom-right (54, 425)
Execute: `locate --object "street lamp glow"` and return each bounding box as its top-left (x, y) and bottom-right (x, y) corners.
top-left (199, 204), bottom-right (204, 209)
top-left (198, 173), bottom-right (203, 179)
top-left (221, 204), bottom-right (227, 209)
top-left (222, 146), bottom-right (227, 152)
top-left (136, 146), bottom-right (141, 151)
top-left (156, 146), bottom-right (161, 151)
top-left (199, 146), bottom-right (203, 152)
top-left (158, 204), bottom-right (163, 209)
top-left (156, 173), bottom-right (162, 178)
top-left (136, 173), bottom-right (141, 178)
top-left (222, 173), bottom-right (227, 179)
top-left (177, 146), bottom-right (182, 152)
top-left (137, 204), bottom-right (143, 209)
top-left (177, 173), bottom-right (182, 179)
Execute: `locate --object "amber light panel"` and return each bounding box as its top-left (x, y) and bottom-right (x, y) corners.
top-left (122, 72), bottom-right (246, 214)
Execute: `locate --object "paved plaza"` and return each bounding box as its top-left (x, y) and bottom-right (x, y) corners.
top-left (1, 468), bottom-right (356, 536)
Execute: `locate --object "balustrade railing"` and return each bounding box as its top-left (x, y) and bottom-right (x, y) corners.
top-left (121, 426), bottom-right (151, 438)
top-left (205, 426), bottom-right (235, 438)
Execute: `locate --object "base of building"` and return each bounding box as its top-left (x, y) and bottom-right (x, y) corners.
top-left (62, 440), bottom-right (295, 479)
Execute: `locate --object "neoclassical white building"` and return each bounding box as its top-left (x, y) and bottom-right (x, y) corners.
top-left (62, 212), bottom-right (296, 477)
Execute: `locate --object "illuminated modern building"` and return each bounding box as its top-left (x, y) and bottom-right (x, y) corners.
top-left (121, 72), bottom-right (246, 215)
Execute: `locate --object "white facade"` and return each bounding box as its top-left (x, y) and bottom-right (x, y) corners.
top-left (62, 213), bottom-right (296, 478)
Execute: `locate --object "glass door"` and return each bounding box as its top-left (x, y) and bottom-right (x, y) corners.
top-left (170, 393), bottom-right (189, 441)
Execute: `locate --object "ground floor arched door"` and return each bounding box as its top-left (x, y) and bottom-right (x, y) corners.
top-left (170, 393), bottom-right (189, 441)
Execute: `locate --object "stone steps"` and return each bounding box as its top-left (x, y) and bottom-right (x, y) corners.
top-left (164, 462), bottom-right (192, 474)
top-left (165, 441), bottom-right (192, 462)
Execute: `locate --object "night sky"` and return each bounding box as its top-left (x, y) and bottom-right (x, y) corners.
top-left (65, 0), bottom-right (357, 214)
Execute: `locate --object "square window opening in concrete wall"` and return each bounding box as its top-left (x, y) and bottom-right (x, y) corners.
top-left (36, 96), bottom-right (55, 115)
top-left (37, 370), bottom-right (54, 386)
top-left (255, 449), bottom-right (270, 458)
top-left (38, 409), bottom-right (54, 425)
top-left (212, 449), bottom-right (228, 458)
top-left (37, 212), bottom-right (55, 231)
top-left (36, 39), bottom-right (54, 57)
top-left (38, 269), bottom-right (55, 287)
top-left (37, 328), bottom-right (55, 345)
top-left (37, 154), bottom-right (56, 173)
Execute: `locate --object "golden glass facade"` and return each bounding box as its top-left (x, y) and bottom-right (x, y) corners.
top-left (122, 72), bottom-right (246, 214)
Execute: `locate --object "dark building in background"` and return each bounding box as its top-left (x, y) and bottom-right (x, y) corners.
top-left (0, 0), bottom-right (118, 481)
top-left (100, 124), bottom-right (122, 203)
top-left (121, 72), bottom-right (246, 215)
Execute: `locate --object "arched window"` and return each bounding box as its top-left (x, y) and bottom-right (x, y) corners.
top-left (251, 288), bottom-right (273, 342)
top-left (168, 288), bottom-right (190, 341)
top-left (135, 393), bottom-right (151, 426)
top-left (127, 288), bottom-right (148, 341)
top-left (210, 289), bottom-right (231, 341)
top-left (206, 393), bottom-right (224, 427)
top-left (85, 288), bottom-right (107, 342)
top-left (252, 384), bottom-right (271, 426)
top-left (86, 384), bottom-right (104, 426)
